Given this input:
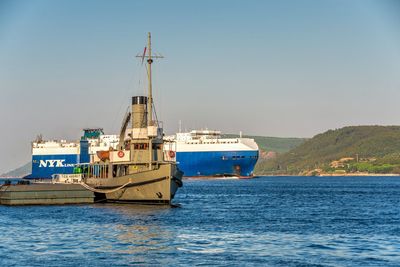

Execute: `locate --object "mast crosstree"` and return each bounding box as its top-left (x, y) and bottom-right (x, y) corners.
top-left (135, 32), bottom-right (164, 170)
top-left (135, 32), bottom-right (164, 127)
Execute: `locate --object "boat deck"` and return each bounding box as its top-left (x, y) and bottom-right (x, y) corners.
top-left (0, 183), bottom-right (94, 205)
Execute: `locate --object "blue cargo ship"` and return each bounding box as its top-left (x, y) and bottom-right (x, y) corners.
top-left (27, 129), bottom-right (259, 179)
top-left (164, 130), bottom-right (259, 178)
top-left (27, 129), bottom-right (119, 179)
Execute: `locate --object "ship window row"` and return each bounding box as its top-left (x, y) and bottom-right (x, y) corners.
top-left (186, 141), bottom-right (238, 145)
top-left (134, 143), bottom-right (148, 150)
top-left (221, 155), bottom-right (258, 160)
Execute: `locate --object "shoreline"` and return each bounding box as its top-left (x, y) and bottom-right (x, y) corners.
top-left (317, 173), bottom-right (400, 177)
top-left (255, 173), bottom-right (400, 177)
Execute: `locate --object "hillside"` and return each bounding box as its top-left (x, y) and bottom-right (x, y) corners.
top-left (1, 162), bottom-right (31, 178)
top-left (257, 126), bottom-right (400, 175)
top-left (225, 134), bottom-right (307, 175)
top-left (225, 134), bottom-right (306, 153)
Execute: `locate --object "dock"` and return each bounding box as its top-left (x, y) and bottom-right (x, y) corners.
top-left (0, 183), bottom-right (95, 205)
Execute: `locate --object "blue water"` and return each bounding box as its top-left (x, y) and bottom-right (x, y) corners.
top-left (1, 176), bottom-right (399, 266)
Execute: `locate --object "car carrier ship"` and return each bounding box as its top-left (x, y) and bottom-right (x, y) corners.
top-left (27, 129), bottom-right (259, 179)
top-left (164, 130), bottom-right (259, 177)
top-left (27, 128), bottom-right (119, 179)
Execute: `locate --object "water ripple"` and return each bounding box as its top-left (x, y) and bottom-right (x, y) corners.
top-left (0, 176), bottom-right (400, 266)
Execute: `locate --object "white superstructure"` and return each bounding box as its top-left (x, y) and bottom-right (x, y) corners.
top-left (87, 134), bottom-right (120, 154)
top-left (32, 135), bottom-right (119, 156)
top-left (164, 130), bottom-right (259, 153)
top-left (32, 140), bottom-right (79, 156)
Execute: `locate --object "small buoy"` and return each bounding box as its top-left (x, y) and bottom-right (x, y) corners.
top-left (168, 150), bottom-right (175, 158)
top-left (118, 150), bottom-right (125, 158)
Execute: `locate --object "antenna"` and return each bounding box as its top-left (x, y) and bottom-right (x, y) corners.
top-left (179, 120), bottom-right (182, 133)
top-left (135, 32), bottom-right (164, 126)
top-left (135, 33), bottom-right (164, 171)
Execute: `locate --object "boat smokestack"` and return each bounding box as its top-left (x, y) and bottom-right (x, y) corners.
top-left (131, 96), bottom-right (147, 128)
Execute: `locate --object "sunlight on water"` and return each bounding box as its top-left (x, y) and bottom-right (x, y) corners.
top-left (1, 177), bottom-right (400, 266)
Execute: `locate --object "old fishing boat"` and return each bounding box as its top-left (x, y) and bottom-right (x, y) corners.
top-left (79, 33), bottom-right (183, 204)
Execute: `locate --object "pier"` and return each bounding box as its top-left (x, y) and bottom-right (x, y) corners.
top-left (0, 183), bottom-right (94, 205)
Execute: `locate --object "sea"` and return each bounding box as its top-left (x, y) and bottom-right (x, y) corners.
top-left (0, 176), bottom-right (399, 267)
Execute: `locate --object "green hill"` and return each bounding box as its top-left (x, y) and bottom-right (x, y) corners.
top-left (257, 126), bottom-right (400, 175)
top-left (1, 162), bottom-right (31, 178)
top-left (225, 134), bottom-right (306, 153)
top-left (226, 134), bottom-right (307, 174)
top-left (249, 136), bottom-right (307, 154)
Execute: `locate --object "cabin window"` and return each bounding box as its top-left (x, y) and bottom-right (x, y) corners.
top-left (134, 143), bottom-right (148, 150)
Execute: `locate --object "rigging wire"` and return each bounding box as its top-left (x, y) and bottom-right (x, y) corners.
top-left (145, 59), bottom-right (162, 126)
top-left (110, 56), bottom-right (139, 134)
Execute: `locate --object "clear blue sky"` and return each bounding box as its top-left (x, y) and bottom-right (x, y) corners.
top-left (1, 0), bottom-right (400, 173)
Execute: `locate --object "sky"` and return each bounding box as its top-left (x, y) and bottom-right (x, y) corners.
top-left (1, 0), bottom-right (400, 173)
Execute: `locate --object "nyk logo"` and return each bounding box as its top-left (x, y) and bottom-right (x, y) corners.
top-left (38, 160), bottom-right (74, 168)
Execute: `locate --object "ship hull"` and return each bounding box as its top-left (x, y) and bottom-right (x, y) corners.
top-left (28, 150), bottom-right (259, 179)
top-left (176, 150), bottom-right (258, 177)
top-left (84, 163), bottom-right (183, 204)
top-left (29, 154), bottom-right (79, 179)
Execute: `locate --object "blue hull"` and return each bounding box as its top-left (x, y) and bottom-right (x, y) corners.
top-left (27, 140), bottom-right (89, 179)
top-left (28, 154), bottom-right (79, 179)
top-left (176, 150), bottom-right (258, 177)
top-left (27, 150), bottom-right (259, 179)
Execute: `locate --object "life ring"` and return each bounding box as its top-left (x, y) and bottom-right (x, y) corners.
top-left (168, 150), bottom-right (175, 158)
top-left (118, 150), bottom-right (125, 158)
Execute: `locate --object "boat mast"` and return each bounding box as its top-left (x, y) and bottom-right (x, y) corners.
top-left (147, 32), bottom-right (153, 170)
top-left (136, 32), bottom-right (163, 170)
top-left (147, 32), bottom-right (153, 126)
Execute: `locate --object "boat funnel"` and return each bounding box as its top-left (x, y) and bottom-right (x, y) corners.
top-left (132, 96), bottom-right (147, 128)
